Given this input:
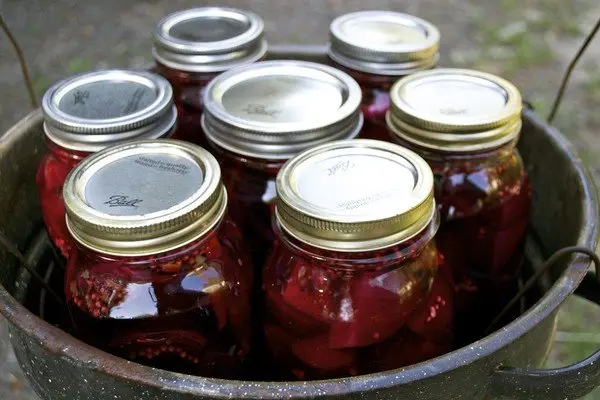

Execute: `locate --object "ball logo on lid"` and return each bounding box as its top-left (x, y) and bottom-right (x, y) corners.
top-left (85, 153), bottom-right (202, 217)
top-left (56, 78), bottom-right (159, 121)
top-left (296, 154), bottom-right (415, 216)
top-left (62, 140), bottom-right (226, 256)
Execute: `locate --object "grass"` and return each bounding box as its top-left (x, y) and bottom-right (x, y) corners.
top-left (463, 0), bottom-right (593, 79)
top-left (65, 57), bottom-right (94, 75)
top-left (546, 296), bottom-right (600, 399)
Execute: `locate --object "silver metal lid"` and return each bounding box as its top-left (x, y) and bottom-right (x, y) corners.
top-left (328, 11), bottom-right (440, 76)
top-left (153, 7), bottom-right (267, 73)
top-left (387, 69), bottom-right (523, 153)
top-left (42, 70), bottom-right (176, 153)
top-left (63, 140), bottom-right (226, 256)
top-left (202, 60), bottom-right (363, 160)
top-left (276, 139), bottom-right (435, 251)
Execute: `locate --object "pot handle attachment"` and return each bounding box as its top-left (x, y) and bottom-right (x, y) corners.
top-left (489, 251), bottom-right (600, 400)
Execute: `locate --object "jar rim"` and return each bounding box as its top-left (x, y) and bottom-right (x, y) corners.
top-left (328, 11), bottom-right (440, 76)
top-left (275, 139), bottom-right (436, 251)
top-left (63, 140), bottom-right (226, 256)
top-left (42, 70), bottom-right (176, 152)
top-left (202, 60), bottom-right (363, 159)
top-left (387, 68), bottom-right (523, 153)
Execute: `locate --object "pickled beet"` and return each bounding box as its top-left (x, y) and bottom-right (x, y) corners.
top-left (66, 218), bottom-right (253, 378)
top-left (263, 222), bottom-right (453, 379)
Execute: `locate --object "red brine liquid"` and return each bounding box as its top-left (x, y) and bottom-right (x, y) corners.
top-left (37, 140), bottom-right (90, 258)
top-left (429, 148), bottom-right (531, 345)
top-left (212, 145), bottom-right (283, 266)
top-left (66, 219), bottom-right (253, 378)
top-left (330, 63), bottom-right (395, 142)
top-left (154, 63), bottom-right (215, 148)
top-left (263, 222), bottom-right (453, 380)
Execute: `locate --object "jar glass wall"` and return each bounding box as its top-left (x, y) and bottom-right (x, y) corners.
top-left (387, 69), bottom-right (531, 344)
top-left (37, 70), bottom-right (175, 258)
top-left (153, 7), bottom-right (267, 147)
top-left (62, 140), bottom-right (253, 378)
top-left (263, 140), bottom-right (453, 379)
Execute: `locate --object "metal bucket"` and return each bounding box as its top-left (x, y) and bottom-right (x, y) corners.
top-left (0, 47), bottom-right (599, 400)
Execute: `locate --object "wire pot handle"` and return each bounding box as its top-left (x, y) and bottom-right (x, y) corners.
top-left (547, 17), bottom-right (600, 124)
top-left (488, 248), bottom-right (600, 400)
top-left (0, 13), bottom-right (37, 108)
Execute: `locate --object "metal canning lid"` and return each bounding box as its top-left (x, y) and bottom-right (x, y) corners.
top-left (387, 68), bottom-right (523, 152)
top-left (63, 140), bottom-right (226, 256)
top-left (202, 60), bottom-right (363, 160)
top-left (276, 139), bottom-right (435, 251)
top-left (153, 7), bottom-right (267, 73)
top-left (42, 70), bottom-right (176, 153)
top-left (329, 11), bottom-right (440, 76)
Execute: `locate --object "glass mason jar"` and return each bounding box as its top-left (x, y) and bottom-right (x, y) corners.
top-left (386, 69), bottom-right (531, 345)
top-left (264, 140), bottom-right (453, 380)
top-left (62, 140), bottom-right (253, 378)
top-left (37, 70), bottom-right (176, 259)
top-left (328, 11), bottom-right (440, 142)
top-left (202, 60), bottom-right (364, 267)
top-left (153, 7), bottom-right (267, 147)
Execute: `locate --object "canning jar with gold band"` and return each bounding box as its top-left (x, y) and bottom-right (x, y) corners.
top-left (202, 60), bottom-right (363, 267)
top-left (263, 139), bottom-right (453, 380)
top-left (153, 7), bottom-right (267, 146)
top-left (386, 69), bottom-right (531, 345)
top-left (328, 11), bottom-right (440, 141)
top-left (37, 70), bottom-right (176, 259)
top-left (63, 140), bottom-right (253, 378)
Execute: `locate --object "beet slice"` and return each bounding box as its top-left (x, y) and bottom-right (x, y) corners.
top-left (328, 268), bottom-right (428, 349)
top-left (367, 329), bottom-right (450, 372)
top-left (265, 289), bottom-right (328, 337)
top-left (291, 334), bottom-right (357, 373)
top-left (281, 264), bottom-right (336, 324)
top-left (407, 265), bottom-right (454, 343)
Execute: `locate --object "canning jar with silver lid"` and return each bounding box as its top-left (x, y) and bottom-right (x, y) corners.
top-left (37, 69), bottom-right (176, 259)
top-left (153, 7), bottom-right (267, 146)
top-left (263, 139), bottom-right (453, 379)
top-left (386, 68), bottom-right (531, 345)
top-left (328, 10), bottom-right (440, 141)
top-left (202, 60), bottom-right (363, 266)
top-left (63, 139), bottom-right (253, 378)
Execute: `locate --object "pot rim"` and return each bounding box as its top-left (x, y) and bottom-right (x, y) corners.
top-left (0, 108), bottom-right (597, 399)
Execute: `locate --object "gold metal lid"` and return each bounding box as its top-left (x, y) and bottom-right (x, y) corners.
top-left (328, 11), bottom-right (440, 76)
top-left (276, 139), bottom-right (435, 251)
top-left (387, 68), bottom-right (523, 152)
top-left (153, 7), bottom-right (267, 73)
top-left (202, 60), bottom-right (363, 160)
top-left (63, 140), bottom-right (226, 256)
